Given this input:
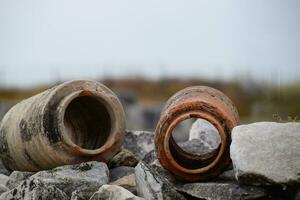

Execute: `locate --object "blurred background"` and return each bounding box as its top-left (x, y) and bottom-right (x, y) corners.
top-left (0, 0), bottom-right (299, 131)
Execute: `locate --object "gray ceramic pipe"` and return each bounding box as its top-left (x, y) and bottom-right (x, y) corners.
top-left (0, 80), bottom-right (126, 171)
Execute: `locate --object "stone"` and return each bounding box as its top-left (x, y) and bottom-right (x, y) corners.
top-left (89, 184), bottom-right (144, 200)
top-left (71, 190), bottom-right (85, 200)
top-left (0, 174), bottom-right (8, 186)
top-left (142, 150), bottom-right (179, 184)
top-left (135, 162), bottom-right (186, 200)
top-left (178, 139), bottom-right (212, 156)
top-left (0, 175), bottom-right (9, 195)
top-left (0, 160), bottom-right (10, 176)
top-left (175, 182), bottom-right (267, 200)
top-left (0, 178), bottom-right (68, 200)
top-left (218, 170), bottom-right (236, 182)
top-left (109, 166), bottom-right (135, 182)
top-left (30, 161), bottom-right (109, 198)
top-left (0, 185), bottom-right (8, 195)
top-left (108, 149), bottom-right (139, 169)
top-left (172, 118), bottom-right (194, 143)
top-left (124, 130), bottom-right (155, 159)
top-left (141, 151), bottom-right (268, 200)
top-left (110, 174), bottom-right (136, 194)
top-left (6, 171), bottom-right (35, 190)
top-left (230, 122), bottom-right (300, 186)
top-left (189, 119), bottom-right (221, 150)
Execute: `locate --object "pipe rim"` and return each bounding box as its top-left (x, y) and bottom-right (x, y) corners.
top-left (155, 86), bottom-right (239, 182)
top-left (163, 111), bottom-right (227, 174)
top-left (57, 90), bottom-right (117, 155)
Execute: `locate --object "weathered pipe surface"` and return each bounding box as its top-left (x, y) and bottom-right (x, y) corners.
top-left (155, 86), bottom-right (239, 182)
top-left (0, 80), bottom-right (126, 171)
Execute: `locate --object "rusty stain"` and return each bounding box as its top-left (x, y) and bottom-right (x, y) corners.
top-left (155, 86), bottom-right (239, 182)
top-left (0, 80), bottom-right (126, 172)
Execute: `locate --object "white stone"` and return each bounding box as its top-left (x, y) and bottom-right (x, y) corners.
top-left (124, 131), bottom-right (155, 159)
top-left (6, 171), bottom-right (34, 189)
top-left (189, 119), bottom-right (220, 149)
top-left (0, 178), bottom-right (68, 200)
top-left (135, 162), bottom-right (185, 200)
top-left (31, 161), bottom-right (109, 198)
top-left (0, 175), bottom-right (8, 186)
top-left (110, 174), bottom-right (136, 194)
top-left (230, 122), bottom-right (300, 185)
top-left (89, 185), bottom-right (144, 200)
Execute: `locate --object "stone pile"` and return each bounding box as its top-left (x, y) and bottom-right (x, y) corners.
top-left (0, 121), bottom-right (299, 199)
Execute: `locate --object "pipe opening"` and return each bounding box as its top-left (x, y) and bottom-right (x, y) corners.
top-left (64, 95), bottom-right (112, 150)
top-left (170, 118), bottom-right (221, 169)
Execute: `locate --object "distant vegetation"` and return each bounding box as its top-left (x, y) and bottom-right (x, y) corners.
top-left (0, 78), bottom-right (299, 123)
top-left (273, 114), bottom-right (300, 123)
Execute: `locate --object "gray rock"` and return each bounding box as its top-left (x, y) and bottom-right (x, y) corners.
top-left (0, 185), bottom-right (8, 195)
top-left (110, 174), bottom-right (136, 194)
top-left (124, 131), bottom-right (155, 159)
top-left (108, 149), bottom-right (139, 169)
top-left (218, 170), bottom-right (236, 182)
top-left (142, 150), bottom-right (157, 166)
top-left (142, 151), bottom-right (269, 200)
top-left (178, 139), bottom-right (212, 156)
top-left (0, 175), bottom-right (9, 195)
top-left (30, 161), bottom-right (109, 198)
top-left (89, 184), bottom-right (144, 200)
top-left (230, 122), bottom-right (300, 186)
top-left (176, 182), bottom-right (267, 200)
top-left (6, 171), bottom-right (35, 190)
top-left (0, 178), bottom-right (68, 200)
top-left (142, 150), bottom-right (179, 184)
top-left (172, 118), bottom-right (195, 143)
top-left (71, 190), bottom-right (85, 200)
top-left (0, 174), bottom-right (8, 186)
top-left (189, 119), bottom-right (221, 150)
top-left (0, 160), bottom-right (10, 176)
top-left (110, 166), bottom-right (135, 182)
top-left (135, 162), bottom-right (186, 200)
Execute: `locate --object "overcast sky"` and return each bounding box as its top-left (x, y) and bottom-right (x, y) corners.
top-left (0, 0), bottom-right (299, 87)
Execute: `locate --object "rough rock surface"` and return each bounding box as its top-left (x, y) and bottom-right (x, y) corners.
top-left (0, 185), bottom-right (8, 196)
top-left (218, 170), bottom-right (236, 182)
top-left (109, 166), bottom-right (135, 182)
top-left (172, 118), bottom-right (194, 143)
top-left (231, 122), bottom-right (300, 186)
top-left (141, 151), bottom-right (272, 200)
top-left (142, 150), bottom-right (179, 184)
top-left (0, 173), bottom-right (9, 195)
top-left (70, 190), bottom-right (85, 200)
top-left (135, 162), bottom-right (186, 200)
top-left (108, 149), bottom-right (139, 169)
top-left (0, 178), bottom-right (68, 200)
top-left (89, 184), bottom-right (144, 200)
top-left (110, 174), bottom-right (136, 194)
top-left (124, 130), bottom-right (154, 159)
top-left (0, 174), bottom-right (8, 186)
top-left (6, 171), bottom-right (34, 190)
top-left (178, 139), bottom-right (212, 156)
top-left (30, 161), bottom-right (109, 198)
top-left (176, 182), bottom-right (267, 200)
top-left (0, 161), bottom-right (10, 176)
top-left (189, 119), bottom-right (220, 149)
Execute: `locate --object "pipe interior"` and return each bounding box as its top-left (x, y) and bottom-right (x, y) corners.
top-left (169, 118), bottom-right (221, 169)
top-left (64, 96), bottom-right (111, 150)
